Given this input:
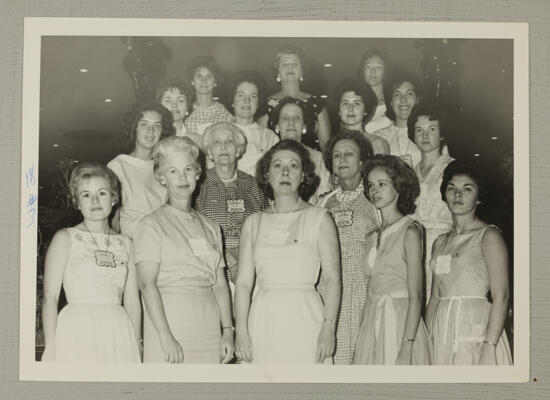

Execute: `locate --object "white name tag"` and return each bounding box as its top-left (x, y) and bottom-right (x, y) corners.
top-left (266, 229), bottom-right (289, 246)
top-left (333, 210), bottom-right (353, 227)
top-left (227, 199), bottom-right (245, 213)
top-left (189, 238), bottom-right (211, 256)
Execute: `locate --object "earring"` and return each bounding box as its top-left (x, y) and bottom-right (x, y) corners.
top-left (302, 126), bottom-right (307, 134)
top-left (299, 75), bottom-right (303, 82)
top-left (276, 75), bottom-right (281, 82)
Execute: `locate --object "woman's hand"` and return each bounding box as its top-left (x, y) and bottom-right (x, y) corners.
top-left (395, 341), bottom-right (413, 365)
top-left (235, 331), bottom-right (253, 363)
top-left (159, 333), bottom-right (184, 363)
top-left (40, 346), bottom-right (55, 362)
top-left (316, 323), bottom-right (336, 363)
top-left (220, 328), bottom-right (235, 364)
top-left (479, 343), bottom-right (497, 365)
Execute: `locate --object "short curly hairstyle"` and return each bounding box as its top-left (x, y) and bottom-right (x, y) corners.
top-left (334, 78), bottom-right (378, 126)
top-left (226, 70), bottom-right (267, 119)
top-left (186, 55), bottom-right (223, 86)
top-left (271, 45), bottom-right (305, 81)
top-left (362, 154), bottom-right (420, 215)
top-left (323, 129), bottom-right (374, 174)
top-left (357, 48), bottom-right (390, 83)
top-left (156, 78), bottom-right (194, 107)
top-left (201, 121), bottom-right (247, 158)
top-left (123, 100), bottom-right (174, 152)
top-left (385, 72), bottom-right (424, 122)
top-left (440, 160), bottom-right (489, 212)
top-left (69, 162), bottom-right (120, 209)
top-left (256, 139), bottom-right (320, 201)
top-left (272, 97), bottom-right (315, 138)
top-left (152, 136), bottom-right (202, 181)
top-left (407, 100), bottom-right (450, 151)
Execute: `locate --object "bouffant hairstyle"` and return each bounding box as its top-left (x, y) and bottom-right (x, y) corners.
top-left (440, 160), bottom-right (489, 210)
top-left (156, 78), bottom-right (194, 107)
top-left (227, 70), bottom-right (267, 119)
top-left (271, 45), bottom-right (305, 81)
top-left (323, 129), bottom-right (374, 174)
top-left (362, 154), bottom-right (420, 215)
top-left (272, 97), bottom-right (315, 137)
top-left (407, 100), bottom-right (450, 151)
top-left (123, 100), bottom-right (174, 151)
top-left (186, 55), bottom-right (223, 86)
top-left (334, 78), bottom-right (379, 125)
top-left (201, 122), bottom-right (248, 158)
top-left (151, 136), bottom-right (202, 180)
top-left (69, 162), bottom-right (120, 208)
top-left (385, 72), bottom-right (424, 121)
top-left (357, 48), bottom-right (390, 82)
top-left (255, 139), bottom-right (320, 201)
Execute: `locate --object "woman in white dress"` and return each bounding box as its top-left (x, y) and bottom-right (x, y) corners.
top-left (234, 139), bottom-right (341, 364)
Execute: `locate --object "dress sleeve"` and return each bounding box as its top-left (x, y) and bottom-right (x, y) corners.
top-left (308, 95), bottom-right (326, 117)
top-left (133, 215), bottom-right (162, 264)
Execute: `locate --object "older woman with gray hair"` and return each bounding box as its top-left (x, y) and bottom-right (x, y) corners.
top-left (134, 136), bottom-right (234, 364)
top-left (196, 122), bottom-right (266, 285)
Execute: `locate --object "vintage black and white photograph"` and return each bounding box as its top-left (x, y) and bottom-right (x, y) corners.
top-left (20, 18), bottom-right (529, 382)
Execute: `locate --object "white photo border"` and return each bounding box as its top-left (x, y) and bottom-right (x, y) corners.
top-left (20, 17), bottom-right (529, 383)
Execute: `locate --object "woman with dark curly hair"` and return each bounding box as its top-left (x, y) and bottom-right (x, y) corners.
top-left (107, 100), bottom-right (174, 238)
top-left (353, 155), bottom-right (431, 365)
top-left (234, 139), bottom-right (341, 364)
top-left (335, 78), bottom-right (390, 155)
top-left (358, 49), bottom-right (393, 134)
top-left (372, 73), bottom-right (422, 168)
top-left (157, 78), bottom-right (201, 145)
top-left (316, 130), bottom-right (380, 364)
top-left (184, 55), bottom-right (234, 137)
top-left (425, 161), bottom-right (512, 365)
top-left (228, 71), bottom-right (279, 177)
top-left (258, 45), bottom-right (331, 151)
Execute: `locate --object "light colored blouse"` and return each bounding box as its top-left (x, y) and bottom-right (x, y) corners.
top-left (236, 122), bottom-right (280, 177)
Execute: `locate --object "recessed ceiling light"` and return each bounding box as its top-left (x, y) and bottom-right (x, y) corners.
top-left (80, 68), bottom-right (88, 73)
top-left (320, 95), bottom-right (328, 99)
top-left (491, 136), bottom-right (498, 140)
top-left (474, 153), bottom-right (480, 157)
top-left (323, 63), bottom-right (332, 68)
top-left (213, 97), bottom-right (219, 101)
top-left (104, 98), bottom-right (112, 103)
top-left (52, 144), bottom-right (59, 147)
top-left (74, 160), bottom-right (79, 163)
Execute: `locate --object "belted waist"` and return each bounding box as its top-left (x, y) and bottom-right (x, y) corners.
top-left (259, 283), bottom-right (316, 291)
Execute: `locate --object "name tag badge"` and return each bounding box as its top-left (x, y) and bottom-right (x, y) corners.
top-left (189, 238), bottom-right (211, 257)
top-left (266, 229), bottom-right (289, 246)
top-left (227, 199), bottom-right (245, 213)
top-left (333, 210), bottom-right (353, 227)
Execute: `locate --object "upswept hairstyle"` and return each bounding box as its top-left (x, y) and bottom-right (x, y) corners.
top-left (407, 100), bottom-right (450, 151)
top-left (226, 70), bottom-right (267, 119)
top-left (201, 122), bottom-right (248, 158)
top-left (186, 55), bottom-right (223, 86)
top-left (272, 97), bottom-right (315, 137)
top-left (156, 78), bottom-right (194, 107)
top-left (255, 139), bottom-right (320, 201)
top-left (123, 100), bottom-right (174, 151)
top-left (357, 48), bottom-right (390, 82)
top-left (384, 72), bottom-right (424, 121)
top-left (271, 45), bottom-right (306, 81)
top-left (151, 136), bottom-right (202, 179)
top-left (362, 154), bottom-right (420, 215)
top-left (440, 160), bottom-right (489, 209)
top-left (323, 129), bottom-right (374, 174)
top-left (69, 162), bottom-right (120, 208)
top-left (334, 78), bottom-right (379, 125)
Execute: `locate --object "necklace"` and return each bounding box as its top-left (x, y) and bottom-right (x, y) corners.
top-left (83, 222), bottom-right (116, 268)
top-left (272, 197), bottom-right (302, 214)
top-left (335, 181), bottom-right (364, 203)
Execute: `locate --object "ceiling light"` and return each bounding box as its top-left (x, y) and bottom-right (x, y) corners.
top-left (474, 153), bottom-right (480, 157)
top-left (323, 63), bottom-right (332, 68)
top-left (491, 136), bottom-right (498, 140)
top-left (104, 98), bottom-right (112, 103)
top-left (52, 144), bottom-right (59, 147)
top-left (80, 68), bottom-right (88, 73)
top-left (320, 95), bottom-right (328, 99)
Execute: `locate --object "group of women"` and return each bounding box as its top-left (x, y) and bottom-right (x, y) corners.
top-left (40, 46), bottom-right (512, 366)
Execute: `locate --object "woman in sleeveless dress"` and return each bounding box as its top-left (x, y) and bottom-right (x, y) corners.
top-left (234, 140), bottom-right (341, 364)
top-left (107, 100), bottom-right (173, 239)
top-left (426, 161), bottom-right (512, 365)
top-left (41, 163), bottom-right (141, 362)
top-left (353, 155), bottom-right (431, 365)
top-left (408, 102), bottom-right (454, 302)
top-left (317, 131), bottom-right (380, 364)
top-left (258, 45), bottom-right (331, 150)
top-left (134, 136), bottom-right (234, 364)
